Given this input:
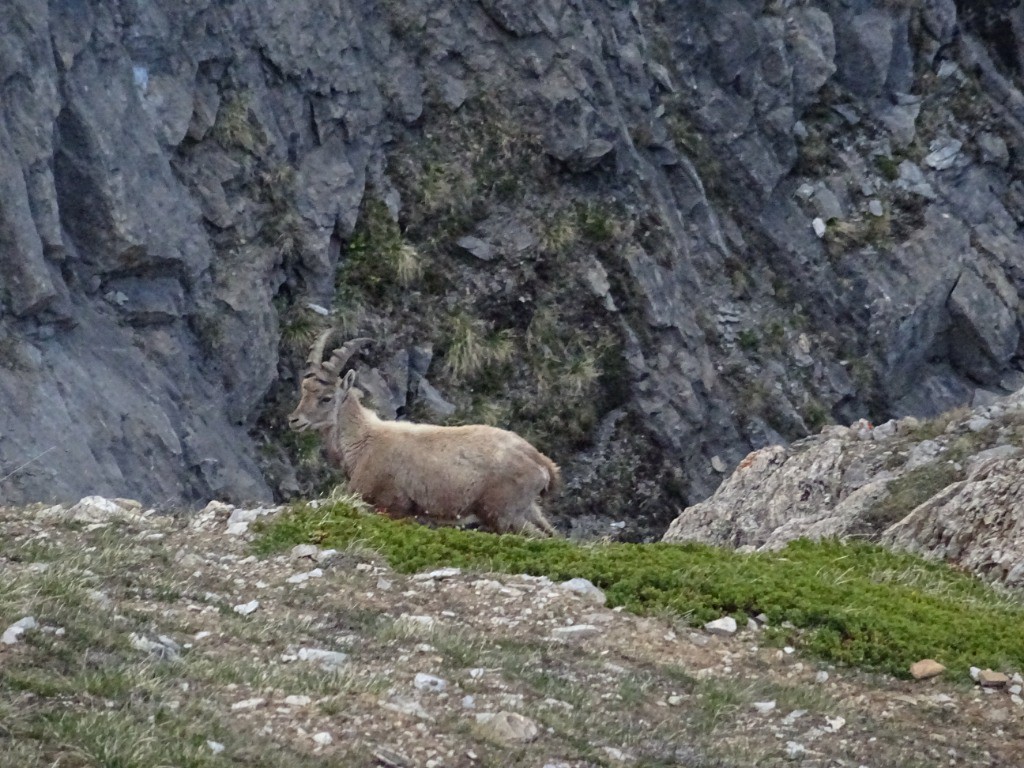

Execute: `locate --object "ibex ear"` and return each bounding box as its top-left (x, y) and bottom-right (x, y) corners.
top-left (341, 369), bottom-right (357, 390)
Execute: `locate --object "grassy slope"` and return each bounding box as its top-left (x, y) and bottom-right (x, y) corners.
top-left (255, 499), bottom-right (1024, 679)
top-left (5, 506), bottom-right (1024, 767)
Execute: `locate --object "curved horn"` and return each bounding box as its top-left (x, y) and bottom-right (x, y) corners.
top-left (322, 337), bottom-right (372, 376)
top-left (306, 329), bottom-right (337, 368)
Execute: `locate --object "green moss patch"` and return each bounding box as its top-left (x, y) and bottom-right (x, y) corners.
top-left (255, 501), bottom-right (1024, 679)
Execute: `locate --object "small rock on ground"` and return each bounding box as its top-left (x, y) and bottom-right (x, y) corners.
top-left (704, 616), bottom-right (737, 636)
top-left (910, 659), bottom-right (946, 680)
top-left (474, 711), bottom-right (540, 744)
top-left (979, 669), bottom-right (1010, 688)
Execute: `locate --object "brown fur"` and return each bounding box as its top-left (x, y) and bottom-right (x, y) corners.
top-left (289, 366), bottom-right (560, 537)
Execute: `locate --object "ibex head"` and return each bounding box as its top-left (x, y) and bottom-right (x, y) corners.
top-left (288, 331), bottom-right (371, 432)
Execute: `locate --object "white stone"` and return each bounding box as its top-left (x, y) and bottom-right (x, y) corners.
top-left (2, 616), bottom-right (38, 645)
top-left (815, 671), bottom-right (830, 684)
top-left (871, 419), bottom-right (898, 439)
top-left (226, 508), bottom-right (261, 526)
top-left (66, 496), bottom-right (143, 523)
top-left (412, 567), bottom-right (462, 581)
top-left (752, 700), bottom-right (776, 714)
top-left (966, 416), bottom-right (992, 433)
top-left (785, 742), bottom-right (806, 759)
top-left (290, 544), bottom-right (319, 559)
top-left (474, 711), bottom-right (539, 743)
top-left (224, 506), bottom-right (278, 534)
top-left (312, 732), bottom-right (333, 746)
top-left (558, 577), bottom-right (607, 605)
top-left (413, 673), bottom-right (448, 693)
top-left (812, 217), bottom-right (827, 238)
top-left (231, 697), bottom-right (265, 711)
top-left (201, 500), bottom-right (234, 515)
top-left (550, 624), bottom-right (601, 639)
top-left (382, 696), bottom-right (434, 721)
top-left (868, 199), bottom-right (884, 217)
top-left (825, 715), bottom-right (846, 732)
top-left (284, 695), bottom-right (312, 707)
top-left (602, 746), bottom-right (632, 763)
top-left (207, 741), bottom-right (225, 754)
top-left (297, 647), bottom-right (348, 670)
top-left (924, 138), bottom-right (962, 170)
top-left (233, 600), bottom-right (259, 616)
top-left (129, 633), bottom-right (180, 661)
top-left (782, 709), bottom-right (807, 725)
top-left (286, 568), bottom-right (324, 585)
top-left (704, 616), bottom-right (737, 636)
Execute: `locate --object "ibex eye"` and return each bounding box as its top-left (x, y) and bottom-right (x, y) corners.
top-left (319, 396), bottom-right (332, 403)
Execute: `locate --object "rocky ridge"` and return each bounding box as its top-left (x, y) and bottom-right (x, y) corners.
top-left (2, 497), bottom-right (1024, 766)
top-left (664, 385), bottom-right (1024, 588)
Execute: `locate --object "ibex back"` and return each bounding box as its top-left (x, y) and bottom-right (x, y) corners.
top-left (288, 331), bottom-right (560, 537)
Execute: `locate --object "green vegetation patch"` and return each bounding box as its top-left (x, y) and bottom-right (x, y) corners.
top-left (340, 198), bottom-right (424, 302)
top-left (255, 501), bottom-right (1024, 679)
top-left (860, 462), bottom-right (962, 534)
top-left (212, 92), bottom-right (264, 152)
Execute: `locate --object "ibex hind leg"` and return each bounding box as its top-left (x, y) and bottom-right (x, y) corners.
top-left (503, 506), bottom-right (556, 538)
top-left (487, 506), bottom-right (550, 538)
top-left (516, 520), bottom-right (548, 538)
top-left (527, 503), bottom-right (558, 537)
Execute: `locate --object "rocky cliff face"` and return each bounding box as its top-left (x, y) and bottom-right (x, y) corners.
top-left (2, 0), bottom-right (1024, 531)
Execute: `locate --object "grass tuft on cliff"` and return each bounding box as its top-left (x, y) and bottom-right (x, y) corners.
top-left (255, 500), bottom-right (1024, 679)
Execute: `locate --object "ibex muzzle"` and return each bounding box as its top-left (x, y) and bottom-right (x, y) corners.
top-left (287, 332), bottom-right (370, 432)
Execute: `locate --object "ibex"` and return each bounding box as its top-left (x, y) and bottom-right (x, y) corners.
top-left (288, 330), bottom-right (560, 537)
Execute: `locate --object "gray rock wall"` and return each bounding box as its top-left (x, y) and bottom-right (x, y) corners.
top-left (1, 0), bottom-right (1023, 527)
